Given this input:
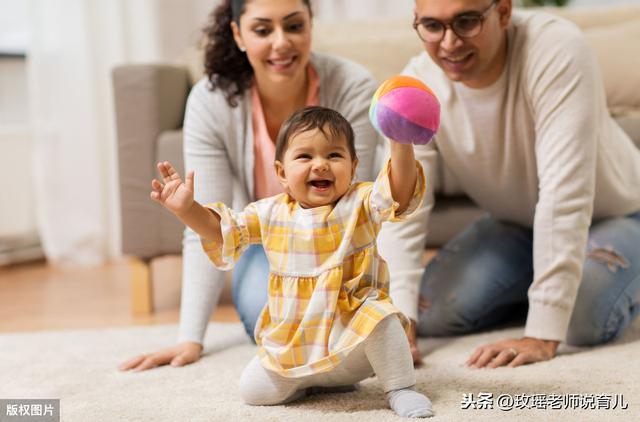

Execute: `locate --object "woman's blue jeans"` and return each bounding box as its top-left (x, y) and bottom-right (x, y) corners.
top-left (232, 244), bottom-right (269, 342)
top-left (416, 212), bottom-right (640, 346)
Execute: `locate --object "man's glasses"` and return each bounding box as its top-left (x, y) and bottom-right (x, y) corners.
top-left (413, 0), bottom-right (498, 43)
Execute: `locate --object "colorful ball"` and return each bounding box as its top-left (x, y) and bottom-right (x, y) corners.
top-left (369, 75), bottom-right (440, 145)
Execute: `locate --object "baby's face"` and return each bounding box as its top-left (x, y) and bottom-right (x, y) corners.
top-left (275, 128), bottom-right (358, 208)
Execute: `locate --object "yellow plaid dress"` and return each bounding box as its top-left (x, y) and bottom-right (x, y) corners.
top-left (202, 160), bottom-right (425, 378)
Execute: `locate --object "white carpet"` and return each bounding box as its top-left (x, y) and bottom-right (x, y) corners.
top-left (1, 319), bottom-right (638, 422)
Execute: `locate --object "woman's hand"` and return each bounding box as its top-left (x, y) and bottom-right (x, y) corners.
top-left (151, 161), bottom-right (195, 216)
top-left (118, 342), bottom-right (203, 372)
top-left (465, 337), bottom-right (560, 368)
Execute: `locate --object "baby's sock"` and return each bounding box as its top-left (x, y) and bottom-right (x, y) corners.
top-left (386, 387), bottom-right (434, 418)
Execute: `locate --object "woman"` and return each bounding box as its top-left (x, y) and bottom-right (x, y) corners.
top-left (120, 0), bottom-right (381, 371)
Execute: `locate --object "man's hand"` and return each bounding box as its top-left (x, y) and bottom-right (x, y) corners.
top-left (151, 161), bottom-right (195, 216)
top-left (118, 342), bottom-right (203, 372)
top-left (465, 337), bottom-right (559, 368)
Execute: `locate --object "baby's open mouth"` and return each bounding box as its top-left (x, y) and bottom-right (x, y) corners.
top-left (309, 180), bottom-right (333, 189)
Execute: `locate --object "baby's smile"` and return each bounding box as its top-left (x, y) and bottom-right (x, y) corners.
top-left (308, 179), bottom-right (333, 191)
top-left (276, 126), bottom-right (357, 209)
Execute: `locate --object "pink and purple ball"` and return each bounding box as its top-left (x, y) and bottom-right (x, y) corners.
top-left (369, 75), bottom-right (440, 145)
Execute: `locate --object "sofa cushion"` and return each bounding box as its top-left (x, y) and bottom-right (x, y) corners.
top-left (545, 5), bottom-right (640, 29)
top-left (179, 46), bottom-right (204, 87)
top-left (428, 196), bottom-right (486, 247)
top-left (535, 6), bottom-right (640, 115)
top-left (155, 130), bottom-right (186, 254)
top-left (313, 19), bottom-right (423, 82)
top-left (615, 113), bottom-right (640, 148)
top-left (582, 20), bottom-right (640, 115)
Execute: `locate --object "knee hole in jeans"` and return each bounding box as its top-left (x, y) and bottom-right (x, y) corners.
top-left (566, 307), bottom-right (625, 347)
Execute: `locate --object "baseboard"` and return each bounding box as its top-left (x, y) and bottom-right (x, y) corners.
top-left (0, 233), bottom-right (44, 266)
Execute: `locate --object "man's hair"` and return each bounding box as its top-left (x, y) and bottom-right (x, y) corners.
top-left (275, 106), bottom-right (356, 162)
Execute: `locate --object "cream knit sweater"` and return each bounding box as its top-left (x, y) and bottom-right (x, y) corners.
top-left (378, 11), bottom-right (640, 341)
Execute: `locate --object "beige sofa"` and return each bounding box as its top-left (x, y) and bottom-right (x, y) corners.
top-left (112, 5), bottom-right (640, 314)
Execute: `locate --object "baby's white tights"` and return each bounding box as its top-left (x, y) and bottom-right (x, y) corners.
top-left (239, 315), bottom-right (433, 418)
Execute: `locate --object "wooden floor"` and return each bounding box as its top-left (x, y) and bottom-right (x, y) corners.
top-left (0, 257), bottom-right (239, 333)
top-left (1, 250), bottom-right (437, 333)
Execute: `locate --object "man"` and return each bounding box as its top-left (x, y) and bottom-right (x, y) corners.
top-left (379, 0), bottom-right (640, 368)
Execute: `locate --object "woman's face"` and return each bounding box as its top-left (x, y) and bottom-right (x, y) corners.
top-left (231, 0), bottom-right (312, 86)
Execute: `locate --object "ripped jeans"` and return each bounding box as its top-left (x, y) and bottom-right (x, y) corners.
top-left (417, 212), bottom-right (640, 346)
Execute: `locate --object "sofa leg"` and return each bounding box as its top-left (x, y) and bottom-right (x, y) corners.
top-left (129, 257), bottom-right (154, 314)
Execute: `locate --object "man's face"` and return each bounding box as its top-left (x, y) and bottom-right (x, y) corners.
top-left (414, 0), bottom-right (511, 88)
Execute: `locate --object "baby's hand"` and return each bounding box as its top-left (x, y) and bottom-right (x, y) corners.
top-left (150, 161), bottom-right (195, 216)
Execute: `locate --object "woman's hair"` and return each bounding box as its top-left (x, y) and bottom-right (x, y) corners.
top-left (275, 106), bottom-right (356, 162)
top-left (203, 0), bottom-right (312, 107)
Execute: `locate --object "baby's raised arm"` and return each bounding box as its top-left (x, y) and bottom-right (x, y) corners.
top-left (369, 75), bottom-right (440, 214)
top-left (388, 143), bottom-right (418, 214)
top-left (151, 161), bottom-right (222, 243)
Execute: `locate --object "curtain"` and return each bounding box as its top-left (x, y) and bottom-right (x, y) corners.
top-left (26, 0), bottom-right (217, 266)
top-left (27, 0), bottom-right (163, 265)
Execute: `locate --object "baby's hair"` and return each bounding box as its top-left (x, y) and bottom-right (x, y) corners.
top-left (275, 106), bottom-right (356, 162)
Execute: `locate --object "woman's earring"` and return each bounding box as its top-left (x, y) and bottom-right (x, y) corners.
top-left (239, 46), bottom-right (246, 52)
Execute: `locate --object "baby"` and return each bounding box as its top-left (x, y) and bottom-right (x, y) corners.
top-left (151, 106), bottom-right (433, 418)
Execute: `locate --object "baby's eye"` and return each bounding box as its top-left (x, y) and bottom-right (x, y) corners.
top-left (328, 152), bottom-right (344, 159)
top-left (296, 154), bottom-right (312, 160)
